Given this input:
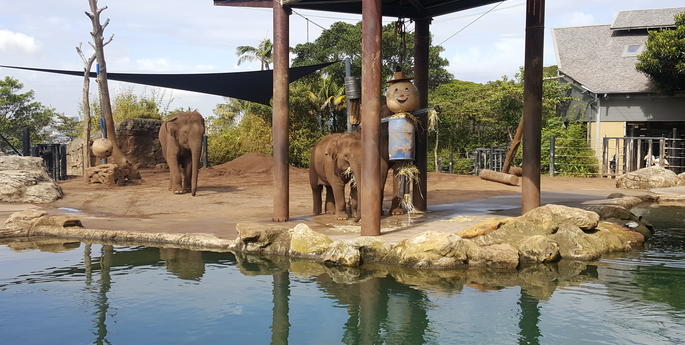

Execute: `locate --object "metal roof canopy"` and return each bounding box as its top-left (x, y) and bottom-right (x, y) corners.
top-left (214, 0), bottom-right (503, 19)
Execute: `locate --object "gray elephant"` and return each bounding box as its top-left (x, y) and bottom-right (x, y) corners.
top-left (310, 130), bottom-right (393, 220)
top-left (158, 111), bottom-right (205, 196)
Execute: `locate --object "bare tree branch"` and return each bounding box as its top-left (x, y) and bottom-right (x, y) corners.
top-left (101, 18), bottom-right (110, 32)
top-left (85, 11), bottom-right (94, 20)
top-left (103, 34), bottom-right (114, 47)
top-left (96, 5), bottom-right (108, 16)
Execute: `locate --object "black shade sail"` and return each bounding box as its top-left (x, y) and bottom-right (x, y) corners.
top-left (0, 62), bottom-right (336, 105)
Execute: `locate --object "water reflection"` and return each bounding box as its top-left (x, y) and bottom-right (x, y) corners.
top-left (1, 235), bottom-right (683, 345)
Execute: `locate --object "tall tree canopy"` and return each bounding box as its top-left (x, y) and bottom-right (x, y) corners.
top-left (236, 39), bottom-right (273, 71)
top-left (636, 12), bottom-right (685, 93)
top-left (0, 76), bottom-right (58, 151)
top-left (291, 21), bottom-right (452, 90)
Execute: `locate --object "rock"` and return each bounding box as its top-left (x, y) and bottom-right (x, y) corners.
top-left (289, 223), bottom-right (333, 257)
top-left (0, 155), bottom-right (45, 170)
top-left (596, 221), bottom-right (645, 250)
top-left (518, 235), bottom-right (560, 263)
top-left (582, 205), bottom-right (639, 222)
top-left (0, 156), bottom-right (63, 203)
top-left (235, 223), bottom-right (290, 255)
top-left (521, 204), bottom-right (599, 231)
top-left (552, 224), bottom-right (603, 261)
top-left (679, 172), bottom-right (685, 186)
top-left (456, 218), bottom-right (508, 239)
top-left (392, 231), bottom-right (469, 268)
top-left (322, 241), bottom-right (361, 266)
top-left (582, 196), bottom-right (644, 209)
top-left (116, 118), bottom-right (165, 169)
top-left (85, 164), bottom-right (125, 186)
top-left (474, 205), bottom-right (598, 248)
top-left (1, 209), bottom-right (47, 237)
top-left (616, 166), bottom-right (680, 189)
top-left (467, 243), bottom-right (519, 269)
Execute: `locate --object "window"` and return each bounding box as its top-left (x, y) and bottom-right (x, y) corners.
top-left (623, 44), bottom-right (643, 57)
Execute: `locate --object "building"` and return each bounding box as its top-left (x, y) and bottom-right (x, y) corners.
top-left (552, 7), bottom-right (685, 173)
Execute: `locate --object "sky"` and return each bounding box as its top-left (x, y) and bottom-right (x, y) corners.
top-left (1, 0), bottom-right (684, 120)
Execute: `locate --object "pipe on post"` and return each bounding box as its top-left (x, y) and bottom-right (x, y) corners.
top-left (22, 127), bottom-right (31, 156)
top-left (272, 1), bottom-right (290, 222)
top-left (521, 0), bottom-right (545, 214)
top-left (360, 0), bottom-right (382, 236)
top-left (413, 17), bottom-right (430, 212)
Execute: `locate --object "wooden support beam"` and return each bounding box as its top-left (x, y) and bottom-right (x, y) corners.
top-left (361, 0), bottom-right (382, 236)
top-left (502, 116), bottom-right (524, 174)
top-left (272, 0), bottom-right (290, 222)
top-left (412, 17), bottom-right (430, 212)
top-left (521, 0), bottom-right (544, 214)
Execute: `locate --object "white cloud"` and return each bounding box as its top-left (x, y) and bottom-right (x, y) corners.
top-left (0, 29), bottom-right (39, 53)
top-left (561, 11), bottom-right (596, 27)
top-left (448, 36), bottom-right (525, 82)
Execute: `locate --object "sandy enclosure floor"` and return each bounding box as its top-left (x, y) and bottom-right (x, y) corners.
top-left (18, 153), bottom-right (622, 241)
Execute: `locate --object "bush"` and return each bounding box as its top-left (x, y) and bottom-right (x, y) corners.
top-left (208, 114), bottom-right (272, 165)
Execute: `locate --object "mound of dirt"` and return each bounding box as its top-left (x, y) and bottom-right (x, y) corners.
top-left (209, 153), bottom-right (274, 175)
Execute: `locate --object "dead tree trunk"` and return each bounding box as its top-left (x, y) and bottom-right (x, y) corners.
top-left (76, 43), bottom-right (96, 178)
top-left (85, 0), bottom-right (139, 181)
top-left (85, 0), bottom-right (124, 166)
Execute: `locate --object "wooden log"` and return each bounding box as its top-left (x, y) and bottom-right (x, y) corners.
top-left (479, 169), bottom-right (520, 186)
top-left (502, 116), bottom-right (524, 174)
top-left (510, 166), bottom-right (523, 177)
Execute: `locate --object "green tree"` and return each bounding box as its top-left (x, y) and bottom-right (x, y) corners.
top-left (0, 76), bottom-right (56, 150)
top-left (52, 114), bottom-right (80, 143)
top-left (236, 39), bottom-right (273, 71)
top-left (636, 12), bottom-right (685, 93)
top-left (291, 21), bottom-right (452, 90)
top-left (111, 88), bottom-right (174, 123)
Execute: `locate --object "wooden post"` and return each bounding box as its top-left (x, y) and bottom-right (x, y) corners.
top-left (521, 0), bottom-right (545, 214)
top-left (413, 17), bottom-right (430, 212)
top-left (502, 117), bottom-right (524, 174)
top-left (272, 1), bottom-right (290, 222)
top-left (361, 0), bottom-right (382, 236)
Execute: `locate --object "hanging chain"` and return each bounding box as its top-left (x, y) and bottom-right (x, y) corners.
top-left (395, 17), bottom-right (407, 69)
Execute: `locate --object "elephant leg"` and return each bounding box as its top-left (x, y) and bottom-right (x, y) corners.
top-left (332, 182), bottom-right (348, 220)
top-left (390, 167), bottom-right (406, 215)
top-left (182, 153), bottom-right (192, 193)
top-left (324, 186), bottom-right (336, 215)
top-left (309, 167), bottom-right (323, 215)
top-left (349, 184), bottom-right (359, 220)
top-left (166, 144), bottom-right (184, 194)
top-left (189, 134), bottom-right (203, 197)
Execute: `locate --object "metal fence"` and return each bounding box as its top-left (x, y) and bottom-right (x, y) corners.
top-left (601, 136), bottom-right (685, 177)
top-left (472, 147), bottom-right (506, 175)
top-left (548, 137), bottom-right (599, 177)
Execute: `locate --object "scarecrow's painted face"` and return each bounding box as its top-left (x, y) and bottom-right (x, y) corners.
top-left (385, 80), bottom-right (419, 113)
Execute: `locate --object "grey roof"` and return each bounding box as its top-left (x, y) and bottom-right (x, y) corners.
top-left (611, 7), bottom-right (684, 30)
top-left (553, 25), bottom-right (653, 93)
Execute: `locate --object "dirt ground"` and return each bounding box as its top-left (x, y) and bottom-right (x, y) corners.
top-left (33, 153), bottom-right (621, 241)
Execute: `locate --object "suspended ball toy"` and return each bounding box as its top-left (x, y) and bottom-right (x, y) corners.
top-left (92, 138), bottom-right (113, 158)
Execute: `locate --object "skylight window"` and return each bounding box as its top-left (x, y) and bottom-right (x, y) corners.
top-left (623, 44), bottom-right (643, 57)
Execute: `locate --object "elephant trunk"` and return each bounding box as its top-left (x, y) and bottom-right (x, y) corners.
top-left (351, 160), bottom-right (362, 222)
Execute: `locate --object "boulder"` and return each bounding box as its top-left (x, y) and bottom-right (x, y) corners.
top-left (552, 224), bottom-right (604, 261)
top-left (518, 235), bottom-right (560, 263)
top-left (467, 243), bottom-right (520, 269)
top-left (116, 118), bottom-right (165, 168)
top-left (581, 205), bottom-right (639, 222)
top-left (322, 241), bottom-right (361, 266)
top-left (85, 164), bottom-right (125, 186)
top-left (475, 205), bottom-right (598, 247)
top-left (616, 166), bottom-right (680, 189)
top-left (392, 231), bottom-right (469, 268)
top-left (596, 221), bottom-right (645, 250)
top-left (289, 223), bottom-right (333, 257)
top-left (235, 223), bottom-right (290, 255)
top-left (582, 196), bottom-right (644, 209)
top-left (1, 209), bottom-right (47, 237)
top-left (521, 204), bottom-right (599, 231)
top-left (456, 218), bottom-right (508, 239)
top-left (679, 172), bottom-right (685, 186)
top-left (0, 156), bottom-right (63, 203)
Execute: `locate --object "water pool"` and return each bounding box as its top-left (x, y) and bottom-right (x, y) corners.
top-left (1, 209), bottom-right (683, 344)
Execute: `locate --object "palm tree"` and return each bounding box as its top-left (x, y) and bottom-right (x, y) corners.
top-left (236, 39), bottom-right (273, 70)
top-left (307, 74), bottom-right (345, 132)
